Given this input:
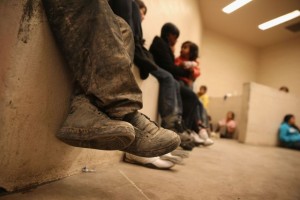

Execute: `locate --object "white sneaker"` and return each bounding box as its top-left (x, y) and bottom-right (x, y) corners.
top-left (124, 153), bottom-right (175, 169)
top-left (199, 129), bottom-right (214, 146)
top-left (190, 132), bottom-right (205, 145)
top-left (160, 153), bottom-right (183, 164)
top-left (204, 138), bottom-right (214, 146)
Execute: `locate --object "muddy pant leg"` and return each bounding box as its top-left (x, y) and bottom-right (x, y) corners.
top-left (42, 0), bottom-right (142, 118)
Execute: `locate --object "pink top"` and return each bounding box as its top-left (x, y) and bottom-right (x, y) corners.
top-left (219, 119), bottom-right (237, 132)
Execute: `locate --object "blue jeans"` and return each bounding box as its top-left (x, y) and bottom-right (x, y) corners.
top-left (151, 68), bottom-right (182, 119)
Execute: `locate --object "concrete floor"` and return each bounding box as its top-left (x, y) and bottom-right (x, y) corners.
top-left (1, 139), bottom-right (300, 200)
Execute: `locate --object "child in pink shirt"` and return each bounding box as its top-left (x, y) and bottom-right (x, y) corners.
top-left (217, 111), bottom-right (237, 138)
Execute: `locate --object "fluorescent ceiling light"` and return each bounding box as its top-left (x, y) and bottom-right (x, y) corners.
top-left (222, 0), bottom-right (252, 14)
top-left (258, 10), bottom-right (300, 30)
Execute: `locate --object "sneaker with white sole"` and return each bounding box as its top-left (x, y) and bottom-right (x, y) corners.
top-left (199, 129), bottom-right (214, 146)
top-left (190, 131), bottom-right (205, 146)
top-left (124, 153), bottom-right (175, 169)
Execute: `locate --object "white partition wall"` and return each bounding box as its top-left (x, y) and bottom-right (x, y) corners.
top-left (239, 82), bottom-right (300, 146)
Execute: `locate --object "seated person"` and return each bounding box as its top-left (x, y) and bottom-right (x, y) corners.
top-left (197, 85), bottom-right (209, 110)
top-left (216, 111), bottom-right (237, 139)
top-left (42, 0), bottom-right (180, 158)
top-left (279, 114), bottom-right (300, 150)
top-left (175, 41), bottom-right (200, 89)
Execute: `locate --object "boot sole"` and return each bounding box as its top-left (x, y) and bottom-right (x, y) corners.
top-left (124, 135), bottom-right (181, 158)
top-left (57, 126), bottom-right (135, 150)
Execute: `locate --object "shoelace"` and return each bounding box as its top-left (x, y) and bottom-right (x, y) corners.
top-left (140, 112), bottom-right (159, 127)
top-left (137, 113), bottom-right (162, 138)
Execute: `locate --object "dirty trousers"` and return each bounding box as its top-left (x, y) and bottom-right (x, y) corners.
top-left (42, 0), bottom-right (142, 118)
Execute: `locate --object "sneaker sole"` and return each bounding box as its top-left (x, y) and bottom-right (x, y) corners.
top-left (123, 156), bottom-right (174, 170)
top-left (171, 149), bottom-right (189, 158)
top-left (124, 134), bottom-right (181, 157)
top-left (160, 155), bottom-right (183, 165)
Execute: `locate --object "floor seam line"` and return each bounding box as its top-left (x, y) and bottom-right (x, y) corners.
top-left (118, 169), bottom-right (151, 200)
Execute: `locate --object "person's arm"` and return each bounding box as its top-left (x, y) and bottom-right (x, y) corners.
top-left (157, 48), bottom-right (190, 77)
top-left (227, 120), bottom-right (236, 134)
top-left (150, 37), bottom-right (190, 78)
top-left (191, 66), bottom-right (200, 80)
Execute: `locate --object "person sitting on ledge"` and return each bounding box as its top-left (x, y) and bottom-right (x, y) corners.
top-left (42, 0), bottom-right (180, 158)
top-left (279, 114), bottom-right (300, 150)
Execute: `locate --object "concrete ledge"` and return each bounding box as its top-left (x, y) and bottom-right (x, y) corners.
top-left (0, 1), bottom-right (159, 192)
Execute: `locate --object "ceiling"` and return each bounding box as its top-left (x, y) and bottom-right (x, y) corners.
top-left (199, 0), bottom-right (300, 47)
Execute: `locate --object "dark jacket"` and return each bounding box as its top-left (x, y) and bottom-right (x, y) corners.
top-left (109, 0), bottom-right (157, 80)
top-left (149, 36), bottom-right (190, 79)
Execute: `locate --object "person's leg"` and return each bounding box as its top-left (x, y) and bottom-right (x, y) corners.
top-left (179, 83), bottom-right (200, 131)
top-left (109, 0), bottom-right (157, 80)
top-left (151, 68), bottom-right (183, 128)
top-left (43, 0), bottom-right (180, 156)
top-left (42, 0), bottom-right (142, 119)
top-left (219, 126), bottom-right (227, 138)
top-left (108, 0), bottom-right (134, 33)
top-left (290, 142), bottom-right (300, 150)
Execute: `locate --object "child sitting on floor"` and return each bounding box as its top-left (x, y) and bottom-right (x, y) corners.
top-left (279, 114), bottom-right (300, 150)
top-left (216, 111), bottom-right (237, 139)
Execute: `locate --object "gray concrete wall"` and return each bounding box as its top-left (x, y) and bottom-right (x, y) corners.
top-left (0, 0), bottom-right (159, 192)
top-left (239, 82), bottom-right (300, 146)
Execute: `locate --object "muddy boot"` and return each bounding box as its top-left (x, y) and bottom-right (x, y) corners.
top-left (122, 111), bottom-right (180, 157)
top-left (58, 95), bottom-right (135, 150)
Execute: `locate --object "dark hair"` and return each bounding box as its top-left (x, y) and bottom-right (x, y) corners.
top-left (161, 23), bottom-right (180, 41)
top-left (200, 85), bottom-right (207, 92)
top-left (279, 86), bottom-right (289, 93)
top-left (182, 41), bottom-right (199, 61)
top-left (135, 0), bottom-right (147, 14)
top-left (228, 111), bottom-right (235, 120)
top-left (283, 114), bottom-right (294, 123)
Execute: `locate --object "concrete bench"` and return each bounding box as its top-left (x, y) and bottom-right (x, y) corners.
top-left (0, 1), bottom-right (159, 192)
